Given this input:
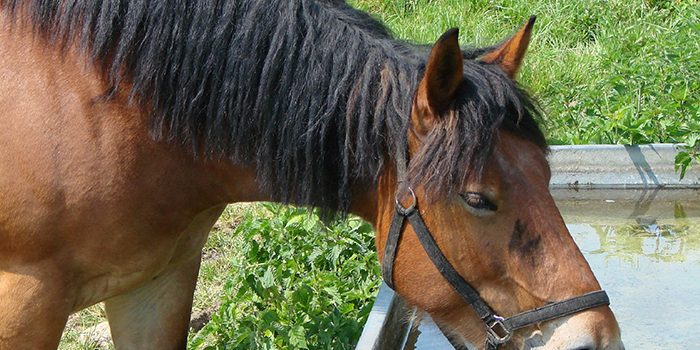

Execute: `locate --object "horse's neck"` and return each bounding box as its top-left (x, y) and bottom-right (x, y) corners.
top-left (202, 150), bottom-right (396, 230)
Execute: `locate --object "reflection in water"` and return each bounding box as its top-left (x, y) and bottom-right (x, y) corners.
top-left (570, 218), bottom-right (700, 350)
top-left (591, 220), bottom-right (700, 265)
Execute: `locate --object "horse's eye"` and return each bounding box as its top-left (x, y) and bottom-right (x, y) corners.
top-left (460, 192), bottom-right (498, 213)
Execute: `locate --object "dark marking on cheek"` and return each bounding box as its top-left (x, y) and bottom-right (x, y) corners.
top-left (508, 220), bottom-right (526, 251)
top-left (521, 234), bottom-right (542, 257)
top-left (508, 219), bottom-right (542, 257)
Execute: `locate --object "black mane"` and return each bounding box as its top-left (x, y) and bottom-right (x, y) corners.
top-left (2, 0), bottom-right (546, 213)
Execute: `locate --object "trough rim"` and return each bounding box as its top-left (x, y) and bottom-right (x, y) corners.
top-left (547, 143), bottom-right (699, 189)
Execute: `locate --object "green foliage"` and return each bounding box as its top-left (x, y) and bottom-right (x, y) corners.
top-left (352, 0), bottom-right (700, 175)
top-left (676, 135), bottom-right (700, 180)
top-left (190, 204), bottom-right (380, 350)
top-left (529, 1), bottom-right (699, 147)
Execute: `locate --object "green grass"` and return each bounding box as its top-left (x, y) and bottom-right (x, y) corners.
top-left (352, 0), bottom-right (699, 147)
top-left (350, 0), bottom-right (699, 175)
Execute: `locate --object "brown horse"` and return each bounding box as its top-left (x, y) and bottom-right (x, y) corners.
top-left (0, 1), bottom-right (622, 349)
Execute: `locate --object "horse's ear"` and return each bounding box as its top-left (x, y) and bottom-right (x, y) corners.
top-left (480, 16), bottom-right (536, 78)
top-left (413, 28), bottom-right (464, 134)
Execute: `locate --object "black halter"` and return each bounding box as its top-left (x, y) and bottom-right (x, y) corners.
top-left (381, 146), bottom-right (610, 349)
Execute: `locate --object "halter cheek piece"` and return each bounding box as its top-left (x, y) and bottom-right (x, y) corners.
top-left (382, 146), bottom-right (610, 349)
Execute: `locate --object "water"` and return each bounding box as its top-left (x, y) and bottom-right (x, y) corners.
top-left (403, 315), bottom-right (457, 350)
top-left (570, 220), bottom-right (700, 349)
top-left (403, 191), bottom-right (700, 349)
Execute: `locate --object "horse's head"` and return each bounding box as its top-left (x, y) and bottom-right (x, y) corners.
top-left (373, 18), bottom-right (624, 349)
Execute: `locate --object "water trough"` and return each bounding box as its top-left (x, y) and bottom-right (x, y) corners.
top-left (356, 144), bottom-right (700, 350)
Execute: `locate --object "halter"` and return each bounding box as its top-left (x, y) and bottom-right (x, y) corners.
top-left (381, 145), bottom-right (610, 349)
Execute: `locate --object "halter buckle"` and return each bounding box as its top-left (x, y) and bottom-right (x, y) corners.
top-left (394, 186), bottom-right (416, 216)
top-left (486, 315), bottom-right (512, 344)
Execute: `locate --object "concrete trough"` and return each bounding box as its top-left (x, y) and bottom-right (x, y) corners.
top-left (355, 143), bottom-right (700, 350)
top-left (548, 144), bottom-right (700, 190)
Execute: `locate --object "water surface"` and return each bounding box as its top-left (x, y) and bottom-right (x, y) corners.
top-left (570, 219), bottom-right (700, 349)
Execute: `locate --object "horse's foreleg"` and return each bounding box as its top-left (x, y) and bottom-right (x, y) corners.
top-left (104, 254), bottom-right (201, 350)
top-left (0, 266), bottom-right (72, 349)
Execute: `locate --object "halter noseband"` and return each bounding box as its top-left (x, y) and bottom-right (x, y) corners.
top-left (381, 146), bottom-right (610, 349)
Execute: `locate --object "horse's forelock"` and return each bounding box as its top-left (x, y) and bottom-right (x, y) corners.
top-left (409, 63), bottom-right (546, 196)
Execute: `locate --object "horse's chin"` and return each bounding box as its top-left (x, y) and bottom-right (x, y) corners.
top-left (445, 314), bottom-right (626, 350)
top-left (512, 313), bottom-right (625, 350)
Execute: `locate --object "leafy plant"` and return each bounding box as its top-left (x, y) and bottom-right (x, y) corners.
top-left (190, 204), bottom-right (380, 350)
top-left (676, 134), bottom-right (700, 180)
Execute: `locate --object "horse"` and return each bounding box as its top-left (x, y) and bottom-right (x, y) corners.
top-left (0, 1), bottom-right (624, 349)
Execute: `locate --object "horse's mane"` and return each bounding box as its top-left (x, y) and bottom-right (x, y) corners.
top-left (1, 0), bottom-right (546, 214)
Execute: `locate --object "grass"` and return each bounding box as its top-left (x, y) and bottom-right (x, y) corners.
top-left (59, 1), bottom-right (698, 349)
top-left (351, 0), bottom-right (699, 147)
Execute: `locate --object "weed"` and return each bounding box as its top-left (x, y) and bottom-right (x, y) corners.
top-left (189, 204), bottom-right (379, 350)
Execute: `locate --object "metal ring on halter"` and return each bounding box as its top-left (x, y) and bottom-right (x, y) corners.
top-left (486, 315), bottom-right (512, 344)
top-left (394, 186), bottom-right (417, 216)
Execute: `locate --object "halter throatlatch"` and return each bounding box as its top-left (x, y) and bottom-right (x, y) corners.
top-left (381, 145), bottom-right (610, 349)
